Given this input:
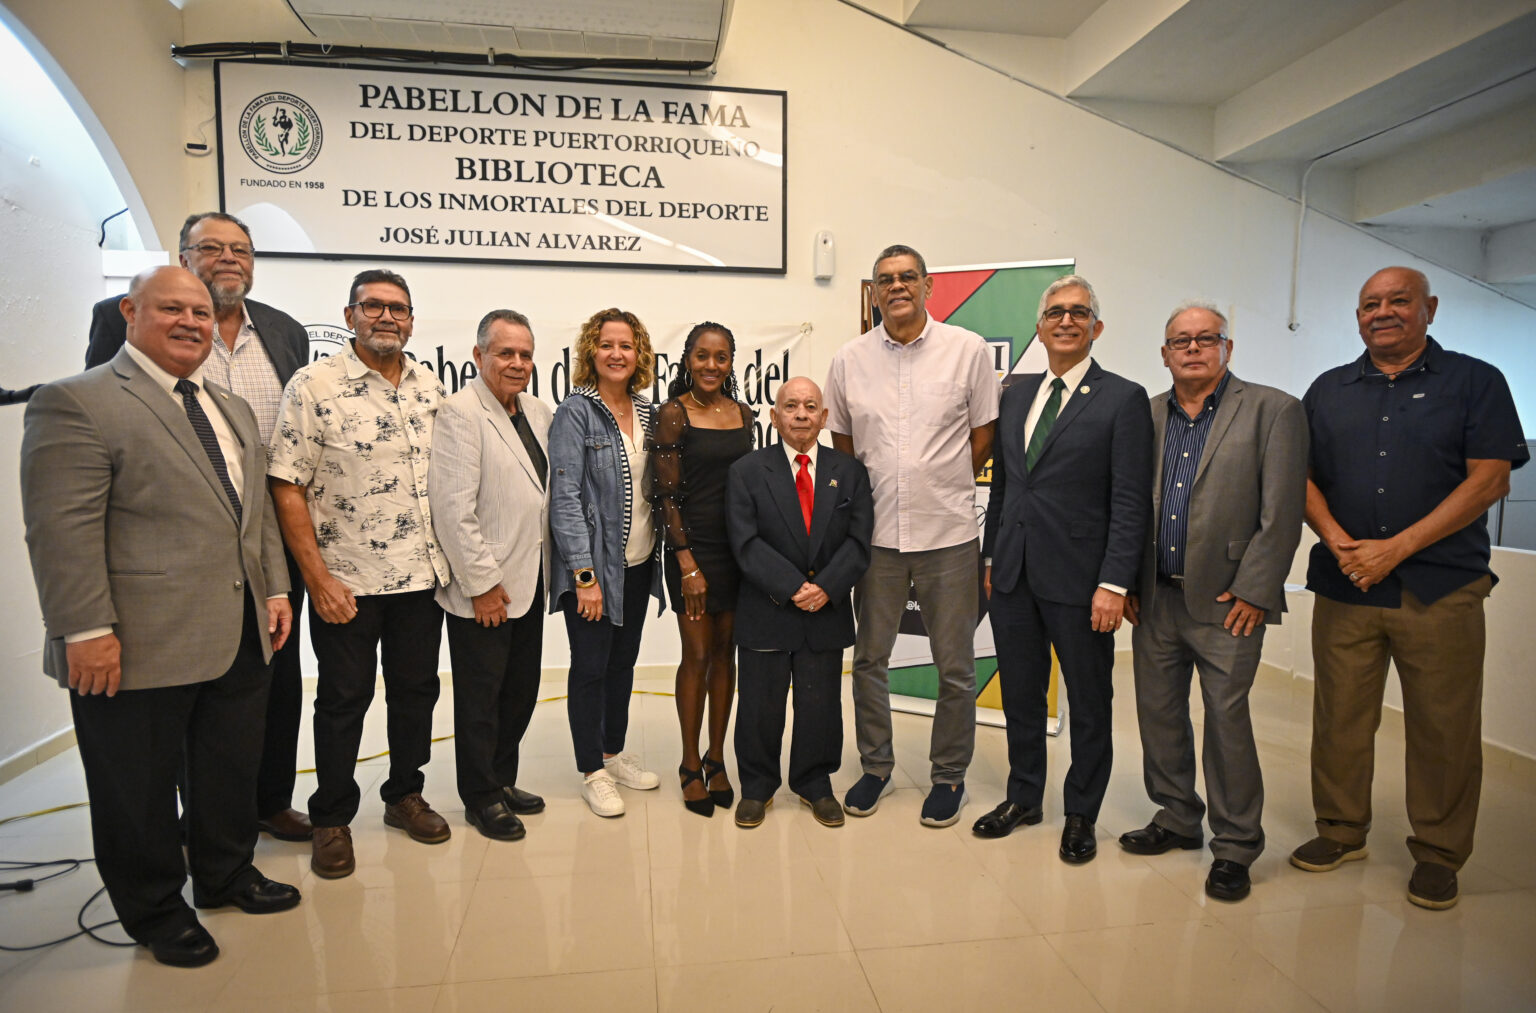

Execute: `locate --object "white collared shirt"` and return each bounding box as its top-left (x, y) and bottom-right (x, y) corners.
top-left (783, 439), bottom-right (820, 485)
top-left (123, 341), bottom-right (244, 499)
top-left (824, 315), bottom-right (999, 551)
top-left (1023, 355), bottom-right (1093, 448)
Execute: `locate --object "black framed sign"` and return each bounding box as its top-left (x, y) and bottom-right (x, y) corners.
top-left (216, 60), bottom-right (787, 273)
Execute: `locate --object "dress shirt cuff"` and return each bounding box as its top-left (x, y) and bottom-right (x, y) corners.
top-left (1097, 582), bottom-right (1127, 597)
top-left (267, 595), bottom-right (287, 602)
top-left (65, 626), bottom-right (113, 644)
top-left (983, 557), bottom-right (992, 567)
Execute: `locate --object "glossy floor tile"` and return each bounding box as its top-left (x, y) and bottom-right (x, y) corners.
top-left (1, 662), bottom-right (1533, 1011)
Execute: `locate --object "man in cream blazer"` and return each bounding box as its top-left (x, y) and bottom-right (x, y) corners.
top-left (431, 310), bottom-right (553, 841)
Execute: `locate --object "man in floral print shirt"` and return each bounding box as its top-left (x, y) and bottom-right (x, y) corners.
top-left (269, 269), bottom-right (450, 879)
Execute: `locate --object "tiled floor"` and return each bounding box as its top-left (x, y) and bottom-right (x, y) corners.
top-left (1, 659), bottom-right (1533, 1012)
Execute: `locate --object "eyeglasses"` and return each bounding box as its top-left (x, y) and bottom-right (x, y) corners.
top-left (873, 270), bottom-right (923, 290)
top-left (1041, 305), bottom-right (1094, 323)
top-left (183, 241), bottom-right (255, 259)
top-left (348, 300), bottom-right (414, 321)
top-left (1164, 334), bottom-right (1227, 350)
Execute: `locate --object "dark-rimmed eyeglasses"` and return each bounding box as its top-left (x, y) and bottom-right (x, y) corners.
top-left (1164, 334), bottom-right (1227, 350)
top-left (1041, 305), bottom-right (1093, 323)
top-left (348, 300), bottom-right (414, 321)
top-left (182, 241), bottom-right (254, 259)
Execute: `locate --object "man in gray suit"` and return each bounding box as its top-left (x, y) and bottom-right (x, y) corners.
top-left (21, 266), bottom-right (299, 967)
top-left (87, 211), bottom-right (314, 843)
top-left (1119, 301), bottom-right (1308, 902)
top-left (431, 310), bottom-right (553, 841)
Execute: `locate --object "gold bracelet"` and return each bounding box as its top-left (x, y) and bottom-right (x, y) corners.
top-left (682, 568), bottom-right (701, 579)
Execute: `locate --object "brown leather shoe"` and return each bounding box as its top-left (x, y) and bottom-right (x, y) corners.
top-left (311, 825), bottom-right (355, 879)
top-left (383, 792), bottom-right (451, 844)
top-left (257, 808), bottom-right (313, 842)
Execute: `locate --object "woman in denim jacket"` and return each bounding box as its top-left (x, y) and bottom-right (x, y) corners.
top-left (548, 307), bottom-right (667, 817)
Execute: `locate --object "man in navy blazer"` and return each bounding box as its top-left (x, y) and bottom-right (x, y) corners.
top-left (727, 377), bottom-right (873, 829)
top-left (86, 212), bottom-right (314, 844)
top-left (976, 275), bottom-right (1153, 863)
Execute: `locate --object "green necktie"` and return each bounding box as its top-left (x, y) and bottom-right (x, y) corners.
top-left (1025, 377), bottom-right (1065, 471)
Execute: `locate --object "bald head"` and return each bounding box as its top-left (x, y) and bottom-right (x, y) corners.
top-left (1356, 266), bottom-right (1437, 368)
top-left (121, 266), bottom-right (215, 378)
top-left (772, 376), bottom-right (827, 453)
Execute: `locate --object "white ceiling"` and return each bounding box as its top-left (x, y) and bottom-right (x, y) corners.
top-left (850, 0), bottom-right (1536, 299)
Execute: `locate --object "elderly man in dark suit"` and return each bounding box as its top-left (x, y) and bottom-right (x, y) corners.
top-left (87, 211), bottom-right (313, 843)
top-left (975, 274), bottom-right (1153, 864)
top-left (1118, 302), bottom-right (1308, 902)
top-left (726, 376), bottom-right (873, 828)
top-left (21, 266), bottom-right (299, 968)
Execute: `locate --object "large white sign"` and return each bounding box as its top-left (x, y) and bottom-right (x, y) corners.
top-left (216, 61), bottom-right (786, 273)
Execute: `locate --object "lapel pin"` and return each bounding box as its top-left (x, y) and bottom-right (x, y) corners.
top-left (1080, 385), bottom-right (1090, 394)
top-left (219, 391), bottom-right (229, 398)
top-left (828, 478), bottom-right (838, 488)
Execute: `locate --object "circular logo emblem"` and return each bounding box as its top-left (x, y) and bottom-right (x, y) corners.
top-left (306, 324), bottom-right (350, 361)
top-left (240, 92), bottom-right (323, 174)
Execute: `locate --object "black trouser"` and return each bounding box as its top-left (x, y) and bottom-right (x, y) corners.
top-left (734, 646), bottom-right (843, 801)
top-left (562, 562), bottom-right (652, 774)
top-left (256, 550), bottom-right (306, 818)
top-left (447, 576), bottom-right (544, 809)
top-left (306, 588), bottom-right (443, 828)
top-left (71, 594), bottom-right (268, 943)
top-left (989, 579), bottom-right (1116, 822)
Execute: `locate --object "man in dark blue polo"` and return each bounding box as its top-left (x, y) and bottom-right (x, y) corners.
top-left (1291, 266), bottom-right (1527, 911)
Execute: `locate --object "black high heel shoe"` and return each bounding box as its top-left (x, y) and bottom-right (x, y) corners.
top-left (702, 755), bottom-right (735, 809)
top-left (679, 764), bottom-right (714, 817)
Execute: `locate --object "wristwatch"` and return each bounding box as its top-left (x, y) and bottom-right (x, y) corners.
top-left (574, 568), bottom-right (597, 588)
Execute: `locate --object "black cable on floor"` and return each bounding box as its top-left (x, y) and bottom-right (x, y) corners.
top-left (0, 859), bottom-right (134, 952)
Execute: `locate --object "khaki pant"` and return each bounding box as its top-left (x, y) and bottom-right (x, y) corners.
top-left (1309, 575), bottom-right (1491, 869)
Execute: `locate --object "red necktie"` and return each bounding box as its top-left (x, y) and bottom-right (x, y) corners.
top-left (795, 453), bottom-right (813, 533)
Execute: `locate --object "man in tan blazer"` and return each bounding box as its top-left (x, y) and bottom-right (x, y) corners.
top-left (431, 309), bottom-right (553, 841)
top-left (20, 266), bottom-right (297, 968)
top-left (1120, 301), bottom-right (1308, 902)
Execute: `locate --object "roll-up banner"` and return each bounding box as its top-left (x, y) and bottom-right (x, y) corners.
top-left (215, 60), bottom-right (787, 273)
top-left (861, 260), bottom-right (1076, 731)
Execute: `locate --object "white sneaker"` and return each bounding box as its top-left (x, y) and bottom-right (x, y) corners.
top-left (582, 770), bottom-right (626, 817)
top-left (603, 752), bottom-right (660, 790)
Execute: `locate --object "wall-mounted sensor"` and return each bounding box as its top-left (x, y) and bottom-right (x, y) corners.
top-left (813, 230), bottom-right (835, 280)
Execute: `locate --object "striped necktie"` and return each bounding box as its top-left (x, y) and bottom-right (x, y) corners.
top-left (174, 378), bottom-right (242, 524)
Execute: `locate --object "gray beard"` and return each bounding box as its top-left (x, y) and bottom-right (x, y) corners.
top-left (207, 279), bottom-right (250, 314)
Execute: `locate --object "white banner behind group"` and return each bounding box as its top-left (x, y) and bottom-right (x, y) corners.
top-left (216, 61), bottom-right (787, 272)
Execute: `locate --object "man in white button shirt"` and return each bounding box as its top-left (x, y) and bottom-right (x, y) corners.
top-left (22, 266), bottom-right (298, 967)
top-left (824, 244), bottom-right (999, 828)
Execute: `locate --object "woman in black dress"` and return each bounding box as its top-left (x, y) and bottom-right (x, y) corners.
top-left (650, 322), bottom-right (755, 816)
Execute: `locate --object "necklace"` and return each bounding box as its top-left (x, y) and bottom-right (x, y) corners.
top-left (602, 395), bottom-right (630, 419)
top-left (689, 390), bottom-right (724, 414)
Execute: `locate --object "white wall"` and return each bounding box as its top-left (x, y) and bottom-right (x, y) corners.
top-left (2, 0), bottom-right (1533, 762)
top-left (0, 11), bottom-right (143, 766)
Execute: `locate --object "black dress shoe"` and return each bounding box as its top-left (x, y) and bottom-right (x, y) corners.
top-left (972, 800), bottom-right (1043, 839)
top-left (197, 876), bottom-right (301, 915)
top-left (1119, 821), bottom-right (1203, 855)
top-left (146, 923), bottom-right (219, 968)
top-left (502, 785), bottom-right (546, 815)
top-left (1205, 859), bottom-right (1251, 901)
top-left (467, 800), bottom-right (528, 841)
top-left (1059, 814), bottom-right (1097, 864)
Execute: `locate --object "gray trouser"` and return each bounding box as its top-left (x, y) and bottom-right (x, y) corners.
top-left (852, 540), bottom-right (978, 784)
top-left (1131, 583), bottom-right (1266, 865)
